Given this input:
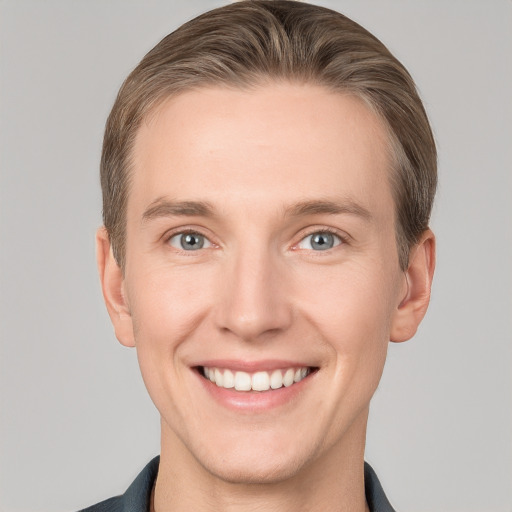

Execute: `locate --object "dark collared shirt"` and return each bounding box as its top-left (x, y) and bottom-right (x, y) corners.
top-left (79, 456), bottom-right (396, 512)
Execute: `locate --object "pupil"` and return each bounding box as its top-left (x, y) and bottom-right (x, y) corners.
top-left (312, 233), bottom-right (333, 250)
top-left (181, 233), bottom-right (204, 250)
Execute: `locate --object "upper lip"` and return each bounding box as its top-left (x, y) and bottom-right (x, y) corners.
top-left (194, 359), bottom-right (316, 372)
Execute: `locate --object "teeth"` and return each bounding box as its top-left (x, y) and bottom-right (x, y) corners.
top-left (270, 370), bottom-right (283, 389)
top-left (234, 371), bottom-right (251, 391)
top-left (223, 369), bottom-right (235, 388)
top-left (283, 368), bottom-right (295, 387)
top-left (252, 371), bottom-right (270, 391)
top-left (202, 366), bottom-right (311, 392)
top-left (214, 368), bottom-right (224, 387)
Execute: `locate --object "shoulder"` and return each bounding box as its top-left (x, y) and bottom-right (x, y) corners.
top-left (364, 462), bottom-right (396, 512)
top-left (77, 456), bottom-right (160, 512)
top-left (79, 496), bottom-right (123, 512)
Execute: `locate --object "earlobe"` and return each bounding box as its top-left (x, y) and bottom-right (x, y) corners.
top-left (390, 229), bottom-right (436, 343)
top-left (96, 227), bottom-right (135, 347)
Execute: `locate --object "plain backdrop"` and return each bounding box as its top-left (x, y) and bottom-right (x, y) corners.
top-left (1, 1), bottom-right (511, 511)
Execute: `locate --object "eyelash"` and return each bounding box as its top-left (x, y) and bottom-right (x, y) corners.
top-left (163, 226), bottom-right (348, 253)
top-left (164, 228), bottom-right (215, 253)
top-left (293, 227), bottom-right (347, 251)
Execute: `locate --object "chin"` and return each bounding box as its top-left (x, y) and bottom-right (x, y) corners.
top-left (188, 428), bottom-right (321, 485)
top-left (199, 452), bottom-right (306, 485)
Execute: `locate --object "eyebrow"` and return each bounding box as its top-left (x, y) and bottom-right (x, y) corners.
top-left (141, 197), bottom-right (372, 223)
top-left (284, 199), bottom-right (372, 221)
top-left (142, 198), bottom-right (215, 222)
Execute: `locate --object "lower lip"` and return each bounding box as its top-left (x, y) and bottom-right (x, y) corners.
top-left (195, 370), bottom-right (314, 412)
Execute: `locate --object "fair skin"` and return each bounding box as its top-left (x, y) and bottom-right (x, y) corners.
top-left (97, 83), bottom-right (435, 512)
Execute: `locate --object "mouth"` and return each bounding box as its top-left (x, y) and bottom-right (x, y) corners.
top-left (198, 365), bottom-right (316, 392)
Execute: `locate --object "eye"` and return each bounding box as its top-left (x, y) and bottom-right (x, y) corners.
top-left (297, 231), bottom-right (342, 251)
top-left (168, 232), bottom-right (212, 251)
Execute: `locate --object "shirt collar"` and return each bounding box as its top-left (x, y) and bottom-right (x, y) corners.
top-left (114, 456), bottom-right (396, 512)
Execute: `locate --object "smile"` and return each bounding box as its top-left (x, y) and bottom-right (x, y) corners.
top-left (201, 366), bottom-right (312, 392)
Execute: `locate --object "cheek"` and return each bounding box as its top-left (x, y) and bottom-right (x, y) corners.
top-left (296, 261), bottom-right (399, 389)
top-left (126, 266), bottom-right (216, 420)
top-left (129, 263), bottom-right (213, 337)
top-left (342, 268), bottom-right (400, 375)
top-left (126, 264), bottom-right (214, 378)
top-left (299, 261), bottom-right (398, 337)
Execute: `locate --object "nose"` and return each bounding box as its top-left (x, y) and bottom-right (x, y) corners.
top-left (214, 246), bottom-right (293, 342)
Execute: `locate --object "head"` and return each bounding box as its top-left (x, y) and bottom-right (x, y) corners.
top-left (97, 0), bottom-right (436, 490)
top-left (101, 0), bottom-right (436, 273)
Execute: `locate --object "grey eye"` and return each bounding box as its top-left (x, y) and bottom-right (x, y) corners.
top-left (298, 232), bottom-right (341, 251)
top-left (169, 232), bottom-right (211, 251)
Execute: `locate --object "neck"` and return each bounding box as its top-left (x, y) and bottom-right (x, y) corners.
top-left (153, 410), bottom-right (370, 512)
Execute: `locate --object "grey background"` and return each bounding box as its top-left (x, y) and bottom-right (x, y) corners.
top-left (1, 1), bottom-right (511, 511)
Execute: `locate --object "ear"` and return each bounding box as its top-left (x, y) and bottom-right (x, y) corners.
top-left (390, 229), bottom-right (436, 343)
top-left (96, 227), bottom-right (135, 347)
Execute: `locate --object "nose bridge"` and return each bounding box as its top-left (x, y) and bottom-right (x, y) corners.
top-left (216, 240), bottom-right (292, 341)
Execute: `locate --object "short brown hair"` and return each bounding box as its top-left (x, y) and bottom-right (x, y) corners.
top-left (101, 0), bottom-right (437, 271)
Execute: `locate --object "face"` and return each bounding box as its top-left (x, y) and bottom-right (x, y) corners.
top-left (108, 83), bottom-right (412, 483)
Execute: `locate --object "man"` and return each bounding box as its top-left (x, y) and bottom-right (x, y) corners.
top-left (86, 1), bottom-right (436, 510)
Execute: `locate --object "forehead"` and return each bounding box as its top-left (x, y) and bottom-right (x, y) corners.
top-left (129, 83), bottom-right (393, 222)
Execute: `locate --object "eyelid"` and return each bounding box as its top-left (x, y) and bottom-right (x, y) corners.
top-left (169, 232), bottom-right (212, 250)
top-left (163, 226), bottom-right (217, 250)
top-left (292, 226), bottom-right (349, 250)
top-left (160, 225), bottom-right (349, 252)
